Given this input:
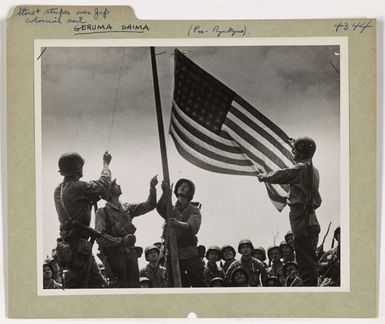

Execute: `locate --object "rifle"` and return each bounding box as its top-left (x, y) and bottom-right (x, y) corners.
top-left (316, 221), bottom-right (332, 261)
top-left (321, 221), bottom-right (332, 247)
top-left (72, 221), bottom-right (114, 243)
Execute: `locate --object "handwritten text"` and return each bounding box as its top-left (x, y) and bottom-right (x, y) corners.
top-left (188, 24), bottom-right (248, 37)
top-left (334, 21), bottom-right (373, 33)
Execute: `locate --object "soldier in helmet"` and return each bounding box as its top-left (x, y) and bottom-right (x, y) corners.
top-left (139, 245), bottom-right (168, 288)
top-left (220, 244), bottom-right (238, 275)
top-left (156, 178), bottom-right (207, 287)
top-left (43, 260), bottom-right (63, 289)
top-left (266, 245), bottom-right (285, 286)
top-left (279, 240), bottom-right (295, 263)
top-left (54, 151), bottom-right (111, 288)
top-left (258, 137), bottom-right (322, 286)
top-left (95, 176), bottom-right (158, 288)
top-left (210, 277), bottom-right (225, 287)
top-left (139, 277), bottom-right (152, 288)
top-left (203, 245), bottom-right (225, 286)
top-left (252, 247), bottom-right (268, 268)
top-left (230, 267), bottom-right (250, 287)
top-left (225, 239), bottom-right (268, 287)
top-left (284, 230), bottom-right (295, 250)
top-left (283, 261), bottom-right (303, 287)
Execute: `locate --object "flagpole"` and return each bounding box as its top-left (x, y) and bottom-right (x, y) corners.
top-left (150, 46), bottom-right (182, 288)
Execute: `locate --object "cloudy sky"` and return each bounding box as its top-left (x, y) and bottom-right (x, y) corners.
top-left (40, 44), bottom-right (341, 268)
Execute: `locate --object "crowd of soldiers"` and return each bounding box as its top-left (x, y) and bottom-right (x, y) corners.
top-left (43, 137), bottom-right (341, 290)
top-left (44, 226), bottom-right (341, 289)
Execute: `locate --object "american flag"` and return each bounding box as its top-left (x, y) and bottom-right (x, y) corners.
top-left (169, 49), bottom-right (295, 211)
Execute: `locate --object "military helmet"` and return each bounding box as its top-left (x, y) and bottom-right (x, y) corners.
top-left (279, 240), bottom-right (292, 250)
top-left (197, 245), bottom-right (206, 258)
top-left (230, 267), bottom-right (249, 283)
top-left (153, 242), bottom-right (162, 249)
top-left (43, 259), bottom-right (53, 270)
top-left (144, 245), bottom-right (160, 261)
top-left (282, 261), bottom-right (298, 277)
top-left (267, 245), bottom-right (283, 259)
top-left (58, 152), bottom-right (85, 176)
top-left (293, 137), bottom-right (316, 159)
top-left (334, 226), bottom-right (340, 240)
top-left (238, 239), bottom-right (254, 253)
top-left (174, 178), bottom-right (195, 200)
top-left (220, 245), bottom-right (236, 260)
top-left (139, 277), bottom-right (151, 284)
top-left (135, 246), bottom-right (144, 259)
top-left (253, 246), bottom-right (267, 261)
top-left (209, 277), bottom-right (225, 287)
top-left (101, 179), bottom-right (117, 201)
top-left (205, 245), bottom-right (221, 258)
top-left (284, 230), bottom-right (293, 242)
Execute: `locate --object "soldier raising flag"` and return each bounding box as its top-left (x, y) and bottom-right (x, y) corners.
top-left (54, 151), bottom-right (112, 288)
top-left (258, 137), bottom-right (322, 286)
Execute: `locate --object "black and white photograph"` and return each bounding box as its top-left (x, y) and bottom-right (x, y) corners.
top-left (35, 39), bottom-right (349, 293)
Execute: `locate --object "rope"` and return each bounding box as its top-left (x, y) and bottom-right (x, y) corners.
top-left (107, 48), bottom-right (126, 151)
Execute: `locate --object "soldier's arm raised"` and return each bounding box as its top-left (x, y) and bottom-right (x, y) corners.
top-left (128, 175), bottom-right (158, 218)
top-left (85, 152), bottom-right (112, 198)
top-left (156, 180), bottom-right (170, 219)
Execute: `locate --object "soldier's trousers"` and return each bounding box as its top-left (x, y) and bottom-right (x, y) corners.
top-left (294, 235), bottom-right (319, 286)
top-left (168, 256), bottom-right (207, 287)
top-left (290, 207), bottom-right (320, 287)
top-left (108, 248), bottom-right (139, 288)
top-left (64, 253), bottom-right (106, 289)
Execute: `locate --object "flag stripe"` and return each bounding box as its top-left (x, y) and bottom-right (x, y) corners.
top-left (170, 132), bottom-right (259, 176)
top-left (172, 101), bottom-right (241, 152)
top-left (265, 183), bottom-right (288, 211)
top-left (223, 119), bottom-right (289, 170)
top-left (222, 124), bottom-right (290, 194)
top-left (226, 111), bottom-right (294, 168)
top-left (170, 49), bottom-right (294, 211)
top-left (170, 123), bottom-right (255, 167)
top-left (171, 127), bottom-right (259, 173)
top-left (230, 102), bottom-right (294, 164)
top-left (221, 124), bottom-right (273, 172)
top-left (234, 95), bottom-right (292, 144)
top-left (171, 112), bottom-right (253, 162)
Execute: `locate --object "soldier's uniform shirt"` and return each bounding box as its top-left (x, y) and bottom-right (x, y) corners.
top-left (53, 166), bottom-right (111, 289)
top-left (226, 257), bottom-right (268, 287)
top-left (266, 261), bottom-right (285, 286)
top-left (203, 262), bottom-right (225, 286)
top-left (55, 167), bottom-right (111, 240)
top-left (262, 161), bottom-right (321, 238)
top-left (157, 199), bottom-right (201, 249)
top-left (222, 258), bottom-right (238, 275)
top-left (139, 264), bottom-right (168, 288)
top-left (95, 187), bottom-right (156, 288)
top-left (156, 197), bottom-right (207, 287)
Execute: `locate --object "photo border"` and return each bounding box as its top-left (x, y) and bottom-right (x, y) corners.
top-left (6, 7), bottom-right (376, 317)
top-left (35, 37), bottom-right (350, 296)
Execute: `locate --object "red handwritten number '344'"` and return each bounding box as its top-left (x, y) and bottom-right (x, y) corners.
top-left (335, 21), bottom-right (373, 33)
